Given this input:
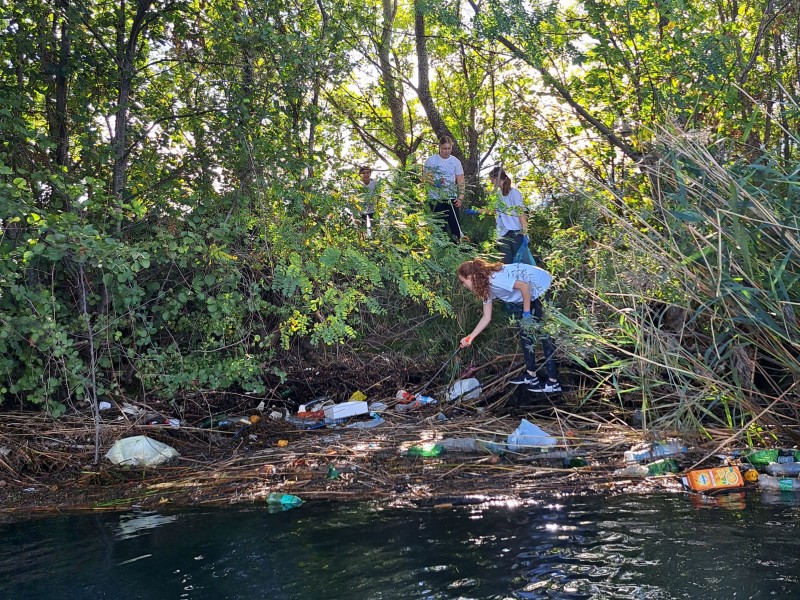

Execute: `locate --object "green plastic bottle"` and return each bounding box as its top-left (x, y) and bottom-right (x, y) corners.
top-left (645, 458), bottom-right (679, 475)
top-left (406, 443), bottom-right (444, 458)
top-left (746, 449), bottom-right (779, 466)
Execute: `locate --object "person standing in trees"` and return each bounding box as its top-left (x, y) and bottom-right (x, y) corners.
top-left (457, 258), bottom-right (561, 394)
top-left (424, 136), bottom-right (465, 240)
top-left (486, 167), bottom-right (528, 264)
top-left (358, 165), bottom-right (377, 236)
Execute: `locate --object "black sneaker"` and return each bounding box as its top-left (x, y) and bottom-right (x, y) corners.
top-left (529, 379), bottom-right (562, 393)
top-left (509, 373), bottom-right (540, 386)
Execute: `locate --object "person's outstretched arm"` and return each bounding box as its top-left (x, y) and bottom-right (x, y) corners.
top-left (461, 300), bottom-right (493, 347)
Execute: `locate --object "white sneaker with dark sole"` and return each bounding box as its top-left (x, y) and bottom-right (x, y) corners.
top-left (529, 380), bottom-right (562, 393)
top-left (509, 374), bottom-right (540, 386)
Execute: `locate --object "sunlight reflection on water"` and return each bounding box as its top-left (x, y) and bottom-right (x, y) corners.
top-left (0, 493), bottom-right (798, 599)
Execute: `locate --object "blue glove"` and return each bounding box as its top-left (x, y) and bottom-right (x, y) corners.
top-left (463, 208), bottom-right (478, 215)
top-left (522, 311), bottom-right (532, 320)
top-left (522, 235), bottom-right (529, 246)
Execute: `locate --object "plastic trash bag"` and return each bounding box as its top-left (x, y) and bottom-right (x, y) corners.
top-left (105, 435), bottom-right (180, 467)
top-left (447, 378), bottom-right (482, 401)
top-left (513, 242), bottom-right (536, 266)
top-left (507, 419), bottom-right (557, 451)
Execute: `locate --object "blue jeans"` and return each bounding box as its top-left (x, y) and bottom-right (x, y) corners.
top-left (508, 298), bottom-right (558, 380)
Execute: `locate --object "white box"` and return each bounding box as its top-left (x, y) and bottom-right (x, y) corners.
top-left (324, 401), bottom-right (368, 420)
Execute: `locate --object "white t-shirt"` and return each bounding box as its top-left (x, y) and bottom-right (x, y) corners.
top-left (494, 188), bottom-right (524, 237)
top-left (485, 263), bottom-right (552, 304)
top-left (424, 154), bottom-right (463, 200)
top-left (361, 178), bottom-right (377, 214)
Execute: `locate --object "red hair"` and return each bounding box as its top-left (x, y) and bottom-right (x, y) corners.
top-left (457, 259), bottom-right (504, 300)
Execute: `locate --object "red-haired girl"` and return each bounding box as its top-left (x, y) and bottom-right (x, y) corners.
top-left (457, 258), bottom-right (560, 393)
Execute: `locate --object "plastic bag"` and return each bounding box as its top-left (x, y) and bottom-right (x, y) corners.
top-left (447, 378), bottom-right (482, 401)
top-left (506, 419), bottom-right (557, 451)
top-left (513, 241), bottom-right (536, 266)
top-left (105, 435), bottom-right (180, 466)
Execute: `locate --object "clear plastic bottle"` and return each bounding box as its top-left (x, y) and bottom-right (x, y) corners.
top-left (758, 474), bottom-right (800, 492)
top-left (777, 449), bottom-right (800, 463)
top-left (623, 440), bottom-right (686, 463)
top-left (765, 462), bottom-right (800, 477)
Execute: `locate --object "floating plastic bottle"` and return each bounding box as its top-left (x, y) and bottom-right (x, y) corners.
top-left (624, 440), bottom-right (686, 463)
top-left (267, 492), bottom-right (303, 507)
top-left (646, 458), bottom-right (679, 475)
top-left (613, 458), bottom-right (679, 478)
top-left (405, 443), bottom-right (444, 457)
top-left (765, 462), bottom-right (800, 477)
top-left (758, 474), bottom-right (800, 492)
top-left (437, 438), bottom-right (505, 455)
top-left (614, 464), bottom-right (649, 478)
top-left (778, 450), bottom-right (800, 463)
top-left (746, 449), bottom-right (779, 466)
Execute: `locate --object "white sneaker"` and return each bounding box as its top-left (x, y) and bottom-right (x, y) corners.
top-left (529, 379), bottom-right (562, 393)
top-left (509, 373), bottom-right (539, 386)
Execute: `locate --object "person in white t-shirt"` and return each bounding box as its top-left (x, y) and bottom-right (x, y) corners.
top-left (457, 258), bottom-right (561, 393)
top-left (357, 165), bottom-right (377, 236)
top-left (424, 136), bottom-right (465, 240)
top-left (487, 167), bottom-right (528, 263)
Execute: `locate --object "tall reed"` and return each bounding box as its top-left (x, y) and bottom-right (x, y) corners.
top-left (554, 126), bottom-right (800, 438)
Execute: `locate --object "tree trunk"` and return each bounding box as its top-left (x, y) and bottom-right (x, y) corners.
top-left (414, 0), bottom-right (479, 194)
top-left (112, 0), bottom-right (153, 221)
top-left (378, 0), bottom-right (412, 166)
top-left (52, 0), bottom-right (70, 170)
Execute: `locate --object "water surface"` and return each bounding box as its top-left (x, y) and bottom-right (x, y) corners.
top-left (0, 492), bottom-right (798, 599)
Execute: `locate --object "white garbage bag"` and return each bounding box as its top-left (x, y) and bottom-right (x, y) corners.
top-left (507, 419), bottom-right (557, 451)
top-left (106, 435), bottom-right (179, 467)
top-left (448, 378), bottom-right (482, 401)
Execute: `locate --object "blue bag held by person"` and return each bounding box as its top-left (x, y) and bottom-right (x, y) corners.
top-left (513, 238), bottom-right (536, 266)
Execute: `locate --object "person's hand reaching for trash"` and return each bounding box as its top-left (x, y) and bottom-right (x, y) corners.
top-left (460, 335), bottom-right (472, 348)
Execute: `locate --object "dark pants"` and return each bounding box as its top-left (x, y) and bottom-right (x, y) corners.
top-left (432, 199), bottom-right (462, 239)
top-left (508, 298), bottom-right (558, 380)
top-left (498, 231), bottom-right (524, 264)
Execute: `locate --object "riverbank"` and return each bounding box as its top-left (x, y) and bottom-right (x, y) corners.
top-left (0, 388), bottom-right (760, 516)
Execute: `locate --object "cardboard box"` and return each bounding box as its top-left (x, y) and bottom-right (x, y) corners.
top-left (323, 401), bottom-right (368, 420)
top-left (682, 466), bottom-right (743, 492)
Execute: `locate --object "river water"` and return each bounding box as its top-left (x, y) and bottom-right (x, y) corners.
top-left (0, 492), bottom-right (798, 599)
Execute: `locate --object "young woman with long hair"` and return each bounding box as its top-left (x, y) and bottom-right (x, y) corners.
top-left (486, 166), bottom-right (528, 263)
top-left (457, 258), bottom-right (560, 393)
